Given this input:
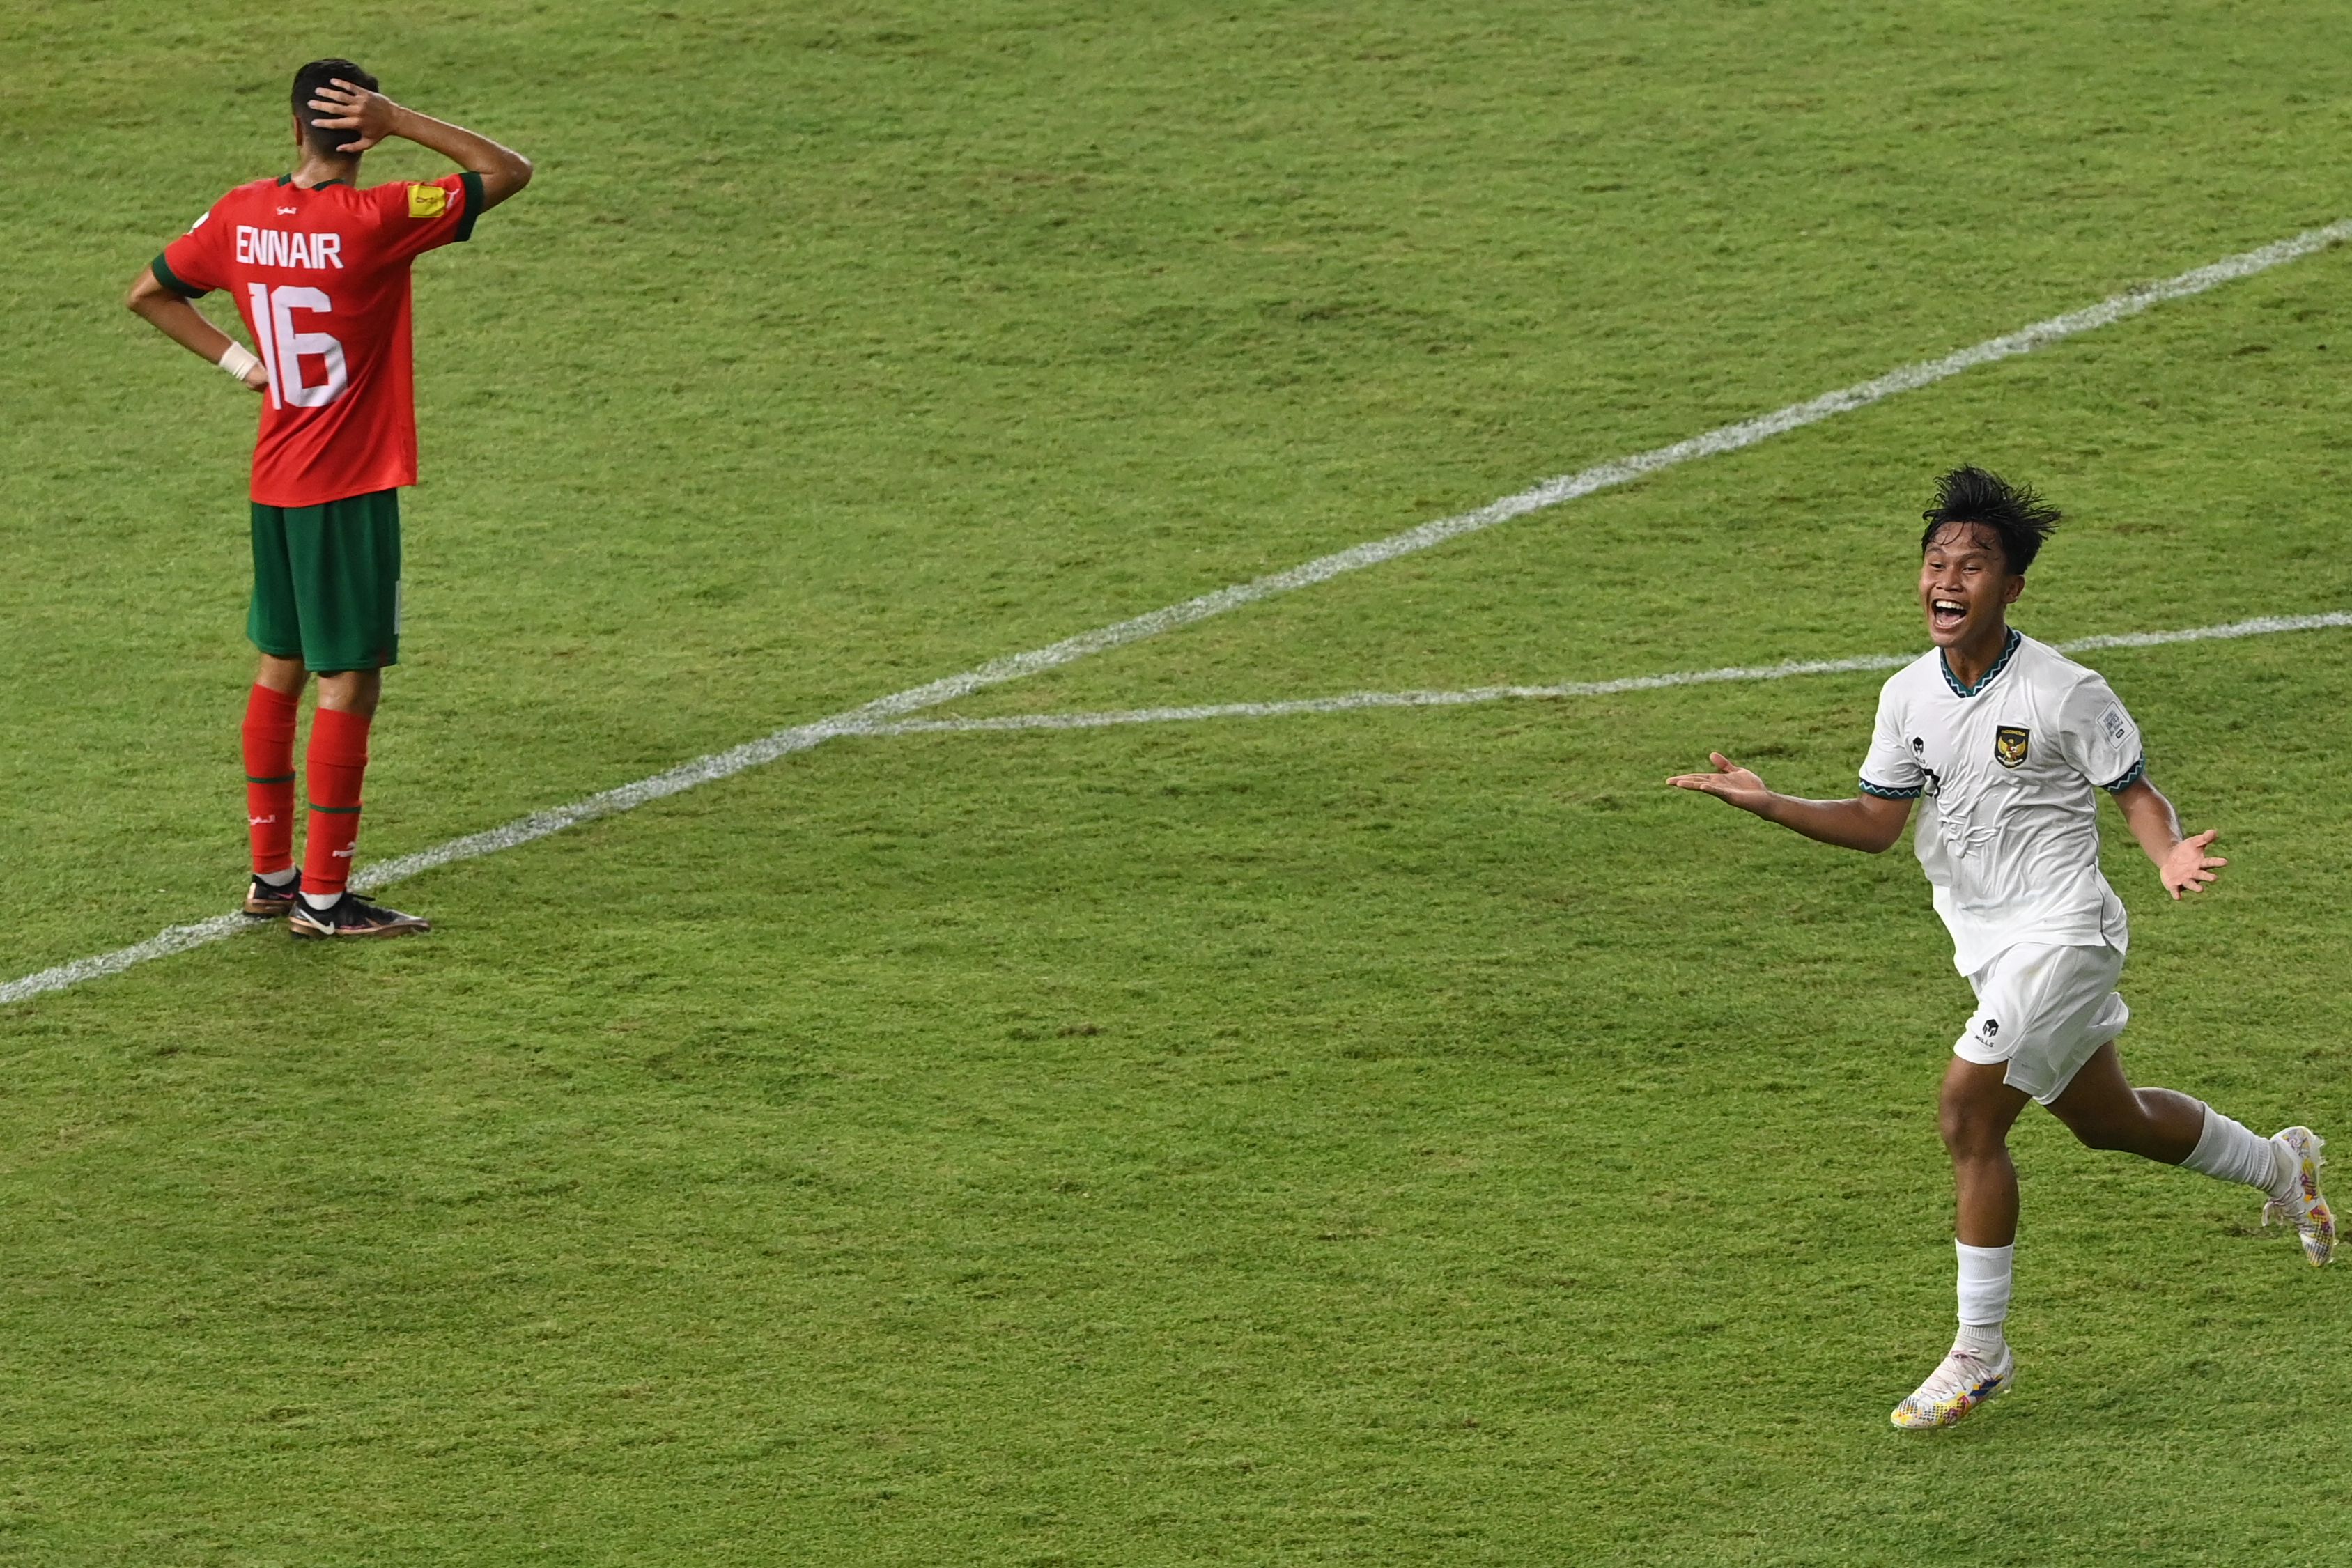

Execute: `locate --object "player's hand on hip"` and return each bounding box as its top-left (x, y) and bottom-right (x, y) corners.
top-left (1666, 752), bottom-right (1771, 812)
top-left (2160, 828), bottom-right (2226, 899)
top-left (309, 79), bottom-right (404, 154)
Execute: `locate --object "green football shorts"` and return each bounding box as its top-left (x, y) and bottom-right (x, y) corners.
top-left (247, 489), bottom-right (402, 672)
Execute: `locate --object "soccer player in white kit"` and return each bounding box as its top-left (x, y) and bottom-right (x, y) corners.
top-left (1668, 466), bottom-right (2334, 1429)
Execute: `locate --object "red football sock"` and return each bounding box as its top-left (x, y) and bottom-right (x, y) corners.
top-left (302, 706), bottom-right (372, 899)
top-left (241, 683), bottom-right (299, 876)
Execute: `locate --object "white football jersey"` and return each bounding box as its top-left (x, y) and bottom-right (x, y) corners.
top-left (1859, 629), bottom-right (2146, 975)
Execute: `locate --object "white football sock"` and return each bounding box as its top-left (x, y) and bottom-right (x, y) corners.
top-left (2181, 1105), bottom-right (2289, 1195)
top-left (301, 890), bottom-right (341, 911)
top-left (256, 867), bottom-right (298, 888)
top-left (1953, 1241), bottom-right (2013, 1356)
top-left (2270, 1135), bottom-right (2300, 1200)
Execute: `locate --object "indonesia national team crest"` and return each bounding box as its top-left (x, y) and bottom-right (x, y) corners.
top-left (1993, 726), bottom-right (2031, 768)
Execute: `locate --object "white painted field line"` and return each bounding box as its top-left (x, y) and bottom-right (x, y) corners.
top-left (856, 611), bottom-right (2352, 737)
top-left (0, 914), bottom-right (263, 1011)
top-left (6, 612), bottom-right (2344, 1009)
top-left (6, 222), bottom-right (2350, 1009)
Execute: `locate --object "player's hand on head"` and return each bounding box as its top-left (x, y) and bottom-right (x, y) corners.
top-left (1665, 752), bottom-right (1770, 809)
top-left (307, 79), bottom-right (401, 154)
top-left (2160, 828), bottom-right (2227, 899)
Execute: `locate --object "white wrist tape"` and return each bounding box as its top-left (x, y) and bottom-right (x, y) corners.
top-left (218, 342), bottom-right (262, 382)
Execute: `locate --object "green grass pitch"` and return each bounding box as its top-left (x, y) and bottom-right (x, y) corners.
top-left (5, 1), bottom-right (2351, 1561)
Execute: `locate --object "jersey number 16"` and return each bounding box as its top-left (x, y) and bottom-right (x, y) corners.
top-left (245, 283), bottom-right (348, 410)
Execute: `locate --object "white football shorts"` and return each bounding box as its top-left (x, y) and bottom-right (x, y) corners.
top-left (1953, 940), bottom-right (2129, 1103)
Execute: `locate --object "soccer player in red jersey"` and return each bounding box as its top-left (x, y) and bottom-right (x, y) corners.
top-left (127, 60), bottom-right (530, 937)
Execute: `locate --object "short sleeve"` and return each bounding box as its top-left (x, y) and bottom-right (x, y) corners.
top-left (364, 171), bottom-right (487, 263)
top-left (2057, 673), bottom-right (2145, 792)
top-left (1859, 678), bottom-right (1924, 799)
top-left (155, 205), bottom-right (229, 298)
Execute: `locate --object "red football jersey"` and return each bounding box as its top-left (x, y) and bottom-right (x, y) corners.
top-left (155, 171), bottom-right (483, 507)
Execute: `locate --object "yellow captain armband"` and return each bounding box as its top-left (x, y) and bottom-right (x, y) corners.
top-left (408, 183), bottom-right (449, 219)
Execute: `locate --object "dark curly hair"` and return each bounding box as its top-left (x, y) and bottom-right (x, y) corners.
top-left (1919, 465), bottom-right (2061, 575)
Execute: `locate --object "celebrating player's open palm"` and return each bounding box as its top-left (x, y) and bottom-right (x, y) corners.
top-left (1667, 752), bottom-right (1771, 812)
top-left (2159, 827), bottom-right (2227, 899)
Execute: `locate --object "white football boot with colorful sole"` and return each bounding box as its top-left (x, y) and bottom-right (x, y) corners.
top-left (1890, 1345), bottom-right (2014, 1430)
top-left (2263, 1126), bottom-right (2335, 1267)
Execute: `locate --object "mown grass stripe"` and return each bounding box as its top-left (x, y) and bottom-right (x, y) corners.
top-left (6, 611), bottom-right (2344, 1009)
top-left (8, 220), bottom-right (2351, 1010)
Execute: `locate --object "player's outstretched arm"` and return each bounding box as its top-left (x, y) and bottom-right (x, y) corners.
top-left (1665, 752), bottom-right (1912, 853)
top-left (2111, 777), bottom-right (2225, 899)
top-left (123, 268), bottom-right (268, 391)
top-left (307, 79), bottom-right (533, 208)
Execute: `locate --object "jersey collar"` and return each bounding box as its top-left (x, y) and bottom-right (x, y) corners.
top-left (276, 174), bottom-right (347, 189)
top-left (1939, 626), bottom-right (2021, 699)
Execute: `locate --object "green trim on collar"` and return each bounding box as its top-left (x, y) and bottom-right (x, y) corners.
top-left (1938, 627), bottom-right (2022, 699)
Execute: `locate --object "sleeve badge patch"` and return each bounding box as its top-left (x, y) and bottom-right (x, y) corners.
top-left (1993, 726), bottom-right (2031, 768)
top-left (2098, 703), bottom-right (2130, 743)
top-left (407, 184), bottom-right (449, 219)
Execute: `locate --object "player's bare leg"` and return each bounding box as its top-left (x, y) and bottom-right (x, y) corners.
top-left (2050, 1043), bottom-right (2329, 1264)
top-left (256, 653), bottom-right (308, 696)
top-left (314, 667), bottom-right (380, 719)
top-left (2042, 1042), bottom-right (2201, 1161)
top-left (1942, 1059), bottom-right (2031, 1248)
top-left (1892, 1059), bottom-right (2028, 1429)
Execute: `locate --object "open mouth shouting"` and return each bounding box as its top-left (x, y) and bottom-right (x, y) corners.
top-left (1917, 521), bottom-right (2018, 649)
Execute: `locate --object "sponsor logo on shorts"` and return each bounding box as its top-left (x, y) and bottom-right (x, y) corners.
top-left (1993, 726), bottom-right (2030, 768)
top-left (408, 184), bottom-right (449, 219)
